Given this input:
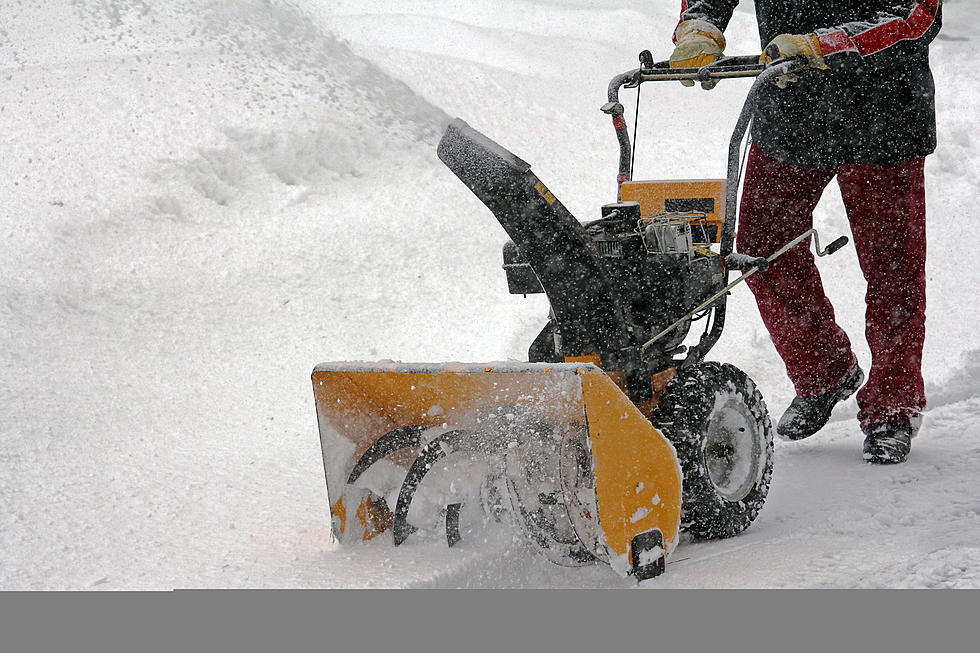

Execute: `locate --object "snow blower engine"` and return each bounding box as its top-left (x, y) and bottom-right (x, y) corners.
top-left (312, 54), bottom-right (848, 581)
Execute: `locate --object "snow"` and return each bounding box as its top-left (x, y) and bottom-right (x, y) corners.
top-left (637, 543), bottom-right (665, 569)
top-left (1, 0), bottom-right (979, 589)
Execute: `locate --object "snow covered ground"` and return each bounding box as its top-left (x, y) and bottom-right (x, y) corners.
top-left (2, 0), bottom-right (978, 589)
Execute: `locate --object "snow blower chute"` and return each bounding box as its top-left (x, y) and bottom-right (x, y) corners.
top-left (313, 54), bottom-right (848, 580)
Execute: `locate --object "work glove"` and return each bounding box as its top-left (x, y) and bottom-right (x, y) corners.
top-left (760, 33), bottom-right (829, 88)
top-left (670, 20), bottom-right (726, 89)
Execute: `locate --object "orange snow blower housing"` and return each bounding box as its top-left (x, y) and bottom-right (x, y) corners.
top-left (311, 54), bottom-right (816, 581)
top-left (314, 362), bottom-right (683, 578)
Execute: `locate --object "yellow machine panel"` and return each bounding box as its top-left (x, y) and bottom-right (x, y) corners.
top-left (621, 179), bottom-right (727, 243)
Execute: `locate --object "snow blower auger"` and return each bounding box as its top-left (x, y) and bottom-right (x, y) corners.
top-left (313, 54), bottom-right (849, 581)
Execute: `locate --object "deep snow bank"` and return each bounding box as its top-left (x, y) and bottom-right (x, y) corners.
top-left (0, 0), bottom-right (456, 589)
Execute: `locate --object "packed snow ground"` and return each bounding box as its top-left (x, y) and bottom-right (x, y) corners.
top-left (2, 0), bottom-right (978, 589)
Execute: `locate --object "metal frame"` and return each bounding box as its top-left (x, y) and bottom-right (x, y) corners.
top-left (601, 54), bottom-right (808, 367)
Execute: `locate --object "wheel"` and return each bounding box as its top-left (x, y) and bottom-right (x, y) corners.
top-left (652, 362), bottom-right (773, 540)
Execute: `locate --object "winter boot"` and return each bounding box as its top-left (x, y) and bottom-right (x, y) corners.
top-left (777, 366), bottom-right (864, 441)
top-left (862, 422), bottom-right (914, 464)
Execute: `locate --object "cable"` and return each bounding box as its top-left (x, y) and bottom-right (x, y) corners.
top-left (630, 84), bottom-right (641, 179)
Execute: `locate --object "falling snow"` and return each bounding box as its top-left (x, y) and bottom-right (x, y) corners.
top-left (1, 0), bottom-right (978, 589)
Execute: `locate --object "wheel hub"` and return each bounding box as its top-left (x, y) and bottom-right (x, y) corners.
top-left (704, 393), bottom-right (763, 502)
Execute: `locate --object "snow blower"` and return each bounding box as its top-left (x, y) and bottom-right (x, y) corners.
top-left (312, 54), bottom-right (848, 581)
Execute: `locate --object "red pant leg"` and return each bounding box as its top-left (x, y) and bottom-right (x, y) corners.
top-left (836, 159), bottom-right (927, 429)
top-left (736, 145), bottom-right (858, 396)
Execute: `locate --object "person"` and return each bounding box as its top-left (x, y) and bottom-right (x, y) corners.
top-left (669, 1), bottom-right (942, 464)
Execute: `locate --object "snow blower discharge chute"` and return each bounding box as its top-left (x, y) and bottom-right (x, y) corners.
top-left (312, 54), bottom-right (849, 581)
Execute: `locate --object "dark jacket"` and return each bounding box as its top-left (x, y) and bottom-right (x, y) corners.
top-left (679, 1), bottom-right (942, 168)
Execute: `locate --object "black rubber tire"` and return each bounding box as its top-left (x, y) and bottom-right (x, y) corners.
top-left (652, 362), bottom-right (773, 541)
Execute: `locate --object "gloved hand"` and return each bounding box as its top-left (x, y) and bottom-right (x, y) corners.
top-left (760, 33), bottom-right (829, 88)
top-left (670, 20), bottom-right (726, 88)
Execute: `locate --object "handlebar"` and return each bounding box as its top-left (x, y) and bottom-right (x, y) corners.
top-left (605, 54), bottom-right (804, 104)
top-left (639, 54), bottom-right (770, 82)
top-left (602, 54), bottom-right (809, 255)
